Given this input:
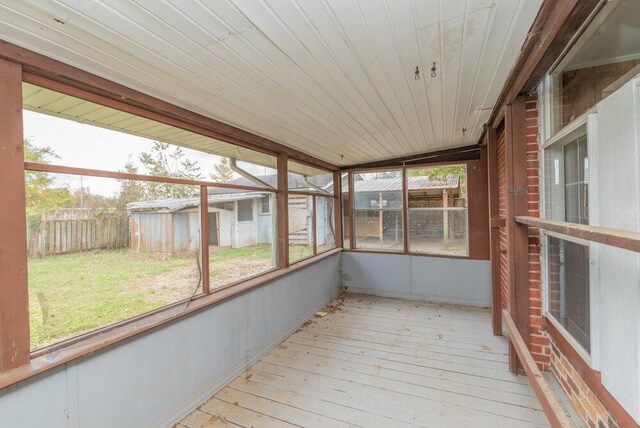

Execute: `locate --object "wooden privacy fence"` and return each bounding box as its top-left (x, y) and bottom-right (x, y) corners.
top-left (27, 216), bottom-right (129, 258)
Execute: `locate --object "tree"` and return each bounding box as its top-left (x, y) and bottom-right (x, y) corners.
top-left (408, 165), bottom-right (467, 200)
top-left (137, 142), bottom-right (203, 199)
top-left (210, 157), bottom-right (235, 183)
top-left (24, 139), bottom-right (73, 217)
top-left (116, 157), bottom-right (146, 209)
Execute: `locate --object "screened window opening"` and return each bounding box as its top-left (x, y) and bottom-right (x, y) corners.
top-left (316, 196), bottom-right (336, 253)
top-left (25, 173), bottom-right (202, 351)
top-left (407, 165), bottom-right (468, 256)
top-left (547, 236), bottom-right (591, 353)
top-left (353, 170), bottom-right (404, 251)
top-left (288, 195), bottom-right (314, 262)
top-left (341, 172), bottom-right (350, 249)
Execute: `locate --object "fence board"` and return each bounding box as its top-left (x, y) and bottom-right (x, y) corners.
top-left (27, 216), bottom-right (129, 258)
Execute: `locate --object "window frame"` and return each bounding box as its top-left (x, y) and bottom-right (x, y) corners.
top-left (259, 195), bottom-right (271, 215)
top-left (6, 76), bottom-right (343, 376)
top-left (539, 81), bottom-right (601, 369)
top-left (341, 162), bottom-right (474, 259)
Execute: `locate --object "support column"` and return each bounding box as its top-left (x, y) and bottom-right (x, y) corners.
top-left (0, 58), bottom-right (30, 372)
top-left (333, 171), bottom-right (343, 249)
top-left (277, 153), bottom-right (289, 268)
top-left (487, 127), bottom-right (502, 336)
top-left (505, 96), bottom-right (530, 373)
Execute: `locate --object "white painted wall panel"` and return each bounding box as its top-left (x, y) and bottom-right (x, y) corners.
top-left (342, 252), bottom-right (490, 306)
top-left (0, 253), bottom-right (341, 427)
top-left (594, 76), bottom-right (640, 422)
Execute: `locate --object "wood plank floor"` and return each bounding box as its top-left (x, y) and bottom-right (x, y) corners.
top-left (178, 294), bottom-right (549, 428)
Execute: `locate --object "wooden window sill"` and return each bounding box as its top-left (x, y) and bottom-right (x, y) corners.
top-left (0, 248), bottom-right (342, 390)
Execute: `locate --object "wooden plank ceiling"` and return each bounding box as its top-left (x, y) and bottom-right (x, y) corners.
top-left (0, 0), bottom-right (541, 167)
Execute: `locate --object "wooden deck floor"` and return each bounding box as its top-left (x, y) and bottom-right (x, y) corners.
top-left (178, 294), bottom-right (549, 427)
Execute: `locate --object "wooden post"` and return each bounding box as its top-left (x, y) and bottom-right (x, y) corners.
top-left (378, 192), bottom-right (383, 245)
top-left (200, 186), bottom-right (210, 294)
top-left (312, 195), bottom-right (317, 256)
top-left (487, 127), bottom-right (503, 336)
top-left (505, 97), bottom-right (530, 373)
top-left (0, 58), bottom-right (30, 372)
top-left (277, 153), bottom-right (289, 268)
top-left (348, 172), bottom-right (355, 250)
top-left (334, 171), bottom-right (343, 249)
top-left (402, 168), bottom-right (409, 253)
top-left (443, 189), bottom-right (449, 249)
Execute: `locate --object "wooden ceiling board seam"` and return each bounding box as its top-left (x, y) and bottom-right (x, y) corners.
top-left (293, 0), bottom-right (406, 160)
top-left (92, 1), bottom-right (352, 156)
top-left (31, 0), bottom-right (343, 159)
top-left (264, 0), bottom-right (399, 161)
top-left (324, 0), bottom-right (414, 156)
top-left (134, 0), bottom-right (361, 157)
top-left (459, 0), bottom-right (519, 146)
top-left (358, 0), bottom-right (426, 154)
top-left (455, 2), bottom-right (494, 148)
top-left (225, 0), bottom-right (387, 160)
top-left (464, 0), bottom-right (537, 145)
top-left (234, 0), bottom-right (382, 160)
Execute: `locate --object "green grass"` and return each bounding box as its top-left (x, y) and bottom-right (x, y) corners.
top-left (28, 243), bottom-right (323, 351)
top-left (28, 249), bottom-right (196, 351)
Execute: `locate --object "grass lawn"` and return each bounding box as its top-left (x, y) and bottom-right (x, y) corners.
top-left (28, 249), bottom-right (200, 351)
top-left (27, 243), bottom-right (326, 351)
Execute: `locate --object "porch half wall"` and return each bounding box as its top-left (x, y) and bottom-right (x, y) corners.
top-left (342, 252), bottom-right (491, 307)
top-left (0, 253), bottom-right (341, 427)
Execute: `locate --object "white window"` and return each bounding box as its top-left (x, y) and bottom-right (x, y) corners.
top-left (260, 195), bottom-right (270, 214)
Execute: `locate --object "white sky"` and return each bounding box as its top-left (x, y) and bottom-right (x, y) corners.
top-left (23, 110), bottom-right (271, 197)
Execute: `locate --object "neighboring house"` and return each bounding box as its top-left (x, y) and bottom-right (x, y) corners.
top-left (126, 173), bottom-right (334, 253)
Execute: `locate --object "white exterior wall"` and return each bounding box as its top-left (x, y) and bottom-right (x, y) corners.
top-left (342, 252), bottom-right (491, 306)
top-left (593, 76), bottom-right (640, 422)
top-left (0, 254), bottom-right (341, 428)
top-left (233, 200), bottom-right (258, 248)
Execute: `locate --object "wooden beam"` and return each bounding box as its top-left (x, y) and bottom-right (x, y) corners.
top-left (503, 310), bottom-right (573, 428)
top-left (515, 216), bottom-right (640, 253)
top-left (0, 41), bottom-right (337, 172)
top-left (200, 186), bottom-right (210, 294)
top-left (25, 162), bottom-right (275, 193)
top-left (0, 58), bottom-right (30, 372)
top-left (277, 154), bottom-right (289, 268)
top-left (487, 127), bottom-right (502, 336)
top-left (342, 145), bottom-right (481, 170)
top-left (348, 172), bottom-right (355, 250)
top-left (334, 172), bottom-right (343, 249)
top-left (402, 168), bottom-right (409, 253)
top-left (312, 196), bottom-right (318, 256)
top-left (505, 97), bottom-right (530, 373)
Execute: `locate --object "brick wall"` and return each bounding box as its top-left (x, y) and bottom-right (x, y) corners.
top-left (549, 338), bottom-right (618, 427)
top-left (525, 92), bottom-right (549, 371)
top-left (497, 131), bottom-right (509, 311)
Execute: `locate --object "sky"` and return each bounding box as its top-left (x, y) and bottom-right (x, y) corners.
top-left (23, 110), bottom-right (272, 197)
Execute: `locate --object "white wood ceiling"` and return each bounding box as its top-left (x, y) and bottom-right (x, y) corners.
top-left (0, 0), bottom-right (541, 167)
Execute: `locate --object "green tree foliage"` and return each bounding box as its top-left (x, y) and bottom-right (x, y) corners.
top-left (116, 157), bottom-right (146, 209)
top-left (118, 142), bottom-right (203, 205)
top-left (408, 165), bottom-right (467, 200)
top-left (210, 157), bottom-right (235, 183)
top-left (24, 139), bottom-right (73, 217)
top-left (137, 142), bottom-right (203, 199)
